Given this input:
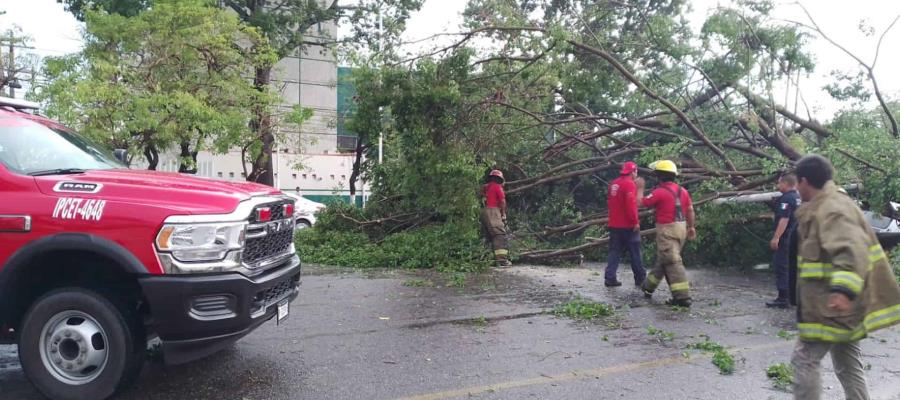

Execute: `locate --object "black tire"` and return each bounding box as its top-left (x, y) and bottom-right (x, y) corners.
top-left (18, 287), bottom-right (145, 400)
top-left (295, 220), bottom-right (312, 230)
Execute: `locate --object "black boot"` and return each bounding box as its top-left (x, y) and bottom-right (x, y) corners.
top-left (766, 290), bottom-right (789, 309)
top-left (605, 280), bottom-right (623, 287)
top-left (665, 298), bottom-right (692, 307)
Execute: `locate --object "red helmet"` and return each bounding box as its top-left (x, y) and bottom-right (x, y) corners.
top-left (620, 161), bottom-right (637, 175)
top-left (489, 169), bottom-right (504, 182)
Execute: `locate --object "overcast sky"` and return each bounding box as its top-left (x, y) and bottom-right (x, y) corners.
top-left (2, 0), bottom-right (899, 119)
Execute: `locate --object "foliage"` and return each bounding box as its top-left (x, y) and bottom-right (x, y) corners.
top-left (295, 223), bottom-right (491, 272)
top-left (712, 348), bottom-right (736, 375)
top-left (766, 363), bottom-right (794, 391)
top-left (32, 0), bottom-right (275, 172)
top-left (447, 272), bottom-right (467, 288)
top-left (58, 0), bottom-right (151, 21)
top-left (684, 203), bottom-right (773, 268)
top-left (646, 325), bottom-right (676, 342)
top-left (402, 279), bottom-right (434, 288)
top-left (688, 338), bottom-right (725, 352)
top-left (553, 299), bottom-right (616, 321)
top-left (686, 336), bottom-right (734, 374)
top-left (825, 104), bottom-right (900, 210)
top-left (222, 0), bottom-right (422, 184)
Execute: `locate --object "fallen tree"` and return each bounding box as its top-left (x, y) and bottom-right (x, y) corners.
top-left (300, 0), bottom-right (899, 269)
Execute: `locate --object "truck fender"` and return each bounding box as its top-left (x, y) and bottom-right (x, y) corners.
top-left (0, 233), bottom-right (148, 323)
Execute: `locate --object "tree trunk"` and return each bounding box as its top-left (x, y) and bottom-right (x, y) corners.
top-left (349, 138), bottom-right (366, 196)
top-left (178, 141), bottom-right (198, 174)
top-left (143, 144), bottom-right (159, 171)
top-left (248, 66), bottom-right (275, 185)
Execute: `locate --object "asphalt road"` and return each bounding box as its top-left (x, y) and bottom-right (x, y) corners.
top-left (2, 264), bottom-right (899, 400)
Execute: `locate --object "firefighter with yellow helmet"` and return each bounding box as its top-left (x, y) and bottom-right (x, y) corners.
top-left (635, 160), bottom-right (697, 307)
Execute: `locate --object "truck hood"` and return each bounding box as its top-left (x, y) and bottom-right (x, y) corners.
top-left (34, 169), bottom-right (282, 215)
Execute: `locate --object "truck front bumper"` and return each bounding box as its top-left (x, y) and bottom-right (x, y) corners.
top-left (138, 255), bottom-right (301, 365)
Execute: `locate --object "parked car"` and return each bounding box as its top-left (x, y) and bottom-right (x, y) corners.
top-left (0, 99), bottom-right (301, 400)
top-left (865, 202), bottom-right (900, 250)
top-left (283, 193), bottom-right (326, 229)
top-left (714, 190), bottom-right (900, 250)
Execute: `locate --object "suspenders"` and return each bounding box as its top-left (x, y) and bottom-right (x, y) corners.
top-left (658, 185), bottom-right (685, 222)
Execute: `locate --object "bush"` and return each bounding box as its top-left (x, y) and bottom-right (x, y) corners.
top-left (295, 222), bottom-right (492, 272)
top-left (684, 203), bottom-right (772, 268)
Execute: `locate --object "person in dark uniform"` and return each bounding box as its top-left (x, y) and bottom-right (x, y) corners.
top-left (767, 173), bottom-right (801, 308)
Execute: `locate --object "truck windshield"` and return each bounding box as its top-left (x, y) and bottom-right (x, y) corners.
top-left (0, 117), bottom-right (124, 176)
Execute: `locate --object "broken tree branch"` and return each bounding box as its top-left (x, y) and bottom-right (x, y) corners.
top-left (566, 40), bottom-right (737, 171)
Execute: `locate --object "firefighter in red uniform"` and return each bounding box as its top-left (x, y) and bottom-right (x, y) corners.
top-left (481, 170), bottom-right (511, 267)
top-left (604, 161), bottom-right (646, 287)
top-left (636, 160), bottom-right (696, 307)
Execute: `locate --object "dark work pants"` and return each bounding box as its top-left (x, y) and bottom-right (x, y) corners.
top-left (788, 226), bottom-right (799, 306)
top-left (773, 232), bottom-right (792, 292)
top-left (605, 228), bottom-right (646, 284)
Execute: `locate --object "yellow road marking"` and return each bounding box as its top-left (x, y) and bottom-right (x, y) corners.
top-left (394, 341), bottom-right (792, 400)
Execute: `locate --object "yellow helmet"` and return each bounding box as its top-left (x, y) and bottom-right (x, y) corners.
top-left (649, 160), bottom-right (678, 175)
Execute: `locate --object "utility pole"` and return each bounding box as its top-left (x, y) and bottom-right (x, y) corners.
top-left (7, 31), bottom-right (15, 98)
top-left (377, 10), bottom-right (383, 164)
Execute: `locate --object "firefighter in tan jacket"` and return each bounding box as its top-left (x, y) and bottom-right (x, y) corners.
top-left (791, 155), bottom-right (900, 400)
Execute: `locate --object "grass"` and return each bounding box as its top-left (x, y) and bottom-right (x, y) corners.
top-left (766, 363), bottom-right (794, 391)
top-left (646, 325), bottom-right (676, 342)
top-left (403, 278), bottom-right (435, 287)
top-left (553, 299), bottom-right (616, 321)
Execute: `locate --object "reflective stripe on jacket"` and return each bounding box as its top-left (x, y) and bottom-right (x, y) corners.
top-left (795, 181), bottom-right (900, 342)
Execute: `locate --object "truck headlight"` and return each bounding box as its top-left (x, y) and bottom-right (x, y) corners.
top-left (156, 222), bottom-right (246, 262)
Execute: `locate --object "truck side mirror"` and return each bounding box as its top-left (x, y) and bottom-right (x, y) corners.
top-left (114, 149), bottom-right (128, 165)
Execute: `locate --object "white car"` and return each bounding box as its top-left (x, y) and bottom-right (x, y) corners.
top-left (865, 202), bottom-right (900, 250)
top-left (715, 192), bottom-right (900, 250)
top-left (283, 193), bottom-right (326, 229)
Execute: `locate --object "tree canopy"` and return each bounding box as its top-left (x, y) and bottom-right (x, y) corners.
top-left (33, 0), bottom-right (277, 172)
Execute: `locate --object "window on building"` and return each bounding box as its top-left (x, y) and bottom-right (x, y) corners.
top-left (229, 172), bottom-right (235, 178)
top-left (341, 175), bottom-right (346, 180)
top-left (217, 172), bottom-right (223, 177)
top-left (302, 174), bottom-right (307, 179)
top-left (330, 175), bottom-right (335, 180)
top-left (241, 172), bottom-right (246, 178)
top-left (292, 173), bottom-right (297, 179)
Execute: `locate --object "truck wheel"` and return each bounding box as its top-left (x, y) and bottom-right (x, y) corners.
top-left (296, 220), bottom-right (312, 230)
top-left (18, 288), bottom-right (145, 400)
